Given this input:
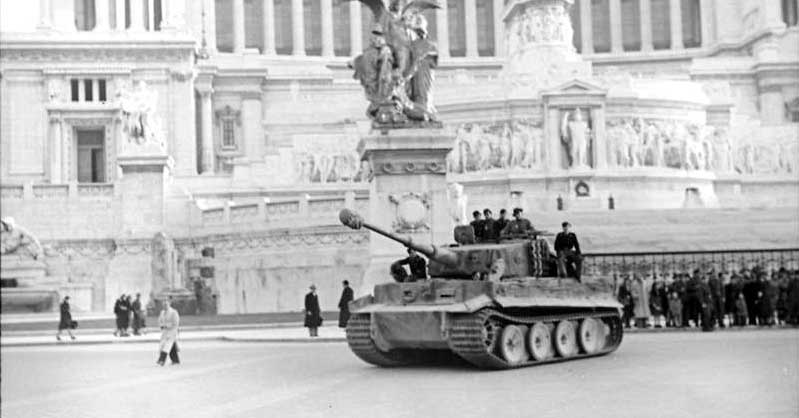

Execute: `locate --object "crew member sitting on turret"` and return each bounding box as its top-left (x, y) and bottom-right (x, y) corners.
top-left (392, 248), bottom-right (428, 282)
top-left (500, 208), bottom-right (534, 237)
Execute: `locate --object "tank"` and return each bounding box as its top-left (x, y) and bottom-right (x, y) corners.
top-left (339, 208), bottom-right (623, 369)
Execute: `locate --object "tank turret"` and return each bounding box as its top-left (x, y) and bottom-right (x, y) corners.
top-left (338, 209), bottom-right (556, 280)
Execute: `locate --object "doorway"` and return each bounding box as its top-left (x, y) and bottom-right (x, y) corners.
top-left (76, 129), bottom-right (106, 183)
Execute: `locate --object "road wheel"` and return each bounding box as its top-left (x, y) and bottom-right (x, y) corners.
top-left (498, 325), bottom-right (529, 365)
top-left (554, 320), bottom-right (577, 358)
top-left (578, 318), bottom-right (602, 354)
top-left (527, 322), bottom-right (552, 361)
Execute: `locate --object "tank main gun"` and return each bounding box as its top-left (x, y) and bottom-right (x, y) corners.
top-left (339, 208), bottom-right (458, 267)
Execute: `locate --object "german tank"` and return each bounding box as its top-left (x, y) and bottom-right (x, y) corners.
top-left (339, 208), bottom-right (623, 369)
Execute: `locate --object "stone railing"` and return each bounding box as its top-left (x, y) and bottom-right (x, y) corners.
top-left (583, 248), bottom-right (799, 277)
top-left (1, 182), bottom-right (115, 200)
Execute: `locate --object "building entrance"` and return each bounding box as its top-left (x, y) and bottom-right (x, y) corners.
top-left (76, 129), bottom-right (105, 183)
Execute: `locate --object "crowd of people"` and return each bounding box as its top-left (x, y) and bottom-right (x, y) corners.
top-left (616, 266), bottom-right (799, 331)
top-left (113, 293), bottom-right (146, 337)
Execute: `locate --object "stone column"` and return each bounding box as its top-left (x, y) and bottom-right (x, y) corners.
top-left (161, 0), bottom-right (186, 30)
top-left (115, 0), bottom-right (125, 30)
top-left (464, 0), bottom-right (478, 57)
top-left (37, 0), bottom-right (53, 30)
top-left (321, 0), bottom-right (334, 57)
top-left (436, 2), bottom-right (450, 59)
top-left (609, 0), bottom-right (623, 53)
top-left (199, 89), bottom-right (215, 174)
top-left (148, 0), bottom-right (156, 29)
top-left (356, 129), bottom-right (453, 296)
top-left (699, 0), bottom-right (712, 46)
top-left (129, 0), bottom-right (145, 31)
top-left (78, 79), bottom-right (86, 102)
top-left (579, 0), bottom-right (593, 53)
top-left (204, 0), bottom-right (218, 52)
top-left (92, 79), bottom-right (100, 101)
top-left (291, 0), bottom-right (305, 56)
top-left (591, 106), bottom-right (607, 169)
top-left (492, 0), bottom-right (504, 56)
top-left (262, 0), bottom-right (276, 55)
top-left (53, 0), bottom-right (76, 31)
top-left (349, 1), bottom-right (362, 56)
top-left (233, 0), bottom-right (245, 53)
top-left (669, 0), bottom-right (683, 50)
top-left (49, 115), bottom-right (63, 183)
top-left (639, 0), bottom-right (653, 51)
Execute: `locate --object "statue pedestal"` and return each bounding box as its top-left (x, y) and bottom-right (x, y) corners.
top-left (357, 129), bottom-right (454, 296)
top-left (116, 155), bottom-right (172, 238)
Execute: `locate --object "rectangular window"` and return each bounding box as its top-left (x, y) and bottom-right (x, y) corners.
top-left (222, 120), bottom-right (236, 147)
top-left (333, 0), bottom-right (350, 56)
top-left (84, 79), bottom-right (94, 102)
top-left (76, 130), bottom-right (105, 183)
top-left (476, 0), bottom-right (495, 56)
top-left (448, 0), bottom-right (466, 57)
top-left (275, 0), bottom-right (293, 55)
top-left (591, 0), bottom-right (611, 53)
top-left (621, 0), bottom-right (641, 51)
top-left (681, 0), bottom-right (701, 47)
top-left (571, 0), bottom-right (582, 53)
top-left (98, 80), bottom-right (107, 102)
top-left (304, 0), bottom-right (322, 56)
top-left (215, 0), bottom-right (234, 52)
top-left (71, 79), bottom-right (80, 102)
top-left (651, 0), bottom-right (670, 49)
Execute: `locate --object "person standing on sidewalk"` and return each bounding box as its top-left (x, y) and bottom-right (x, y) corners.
top-left (157, 297), bottom-right (180, 366)
top-left (113, 294), bottom-right (126, 336)
top-left (132, 293), bottom-right (145, 336)
top-left (338, 280), bottom-right (354, 328)
top-left (305, 285), bottom-right (322, 337)
top-left (56, 296), bottom-right (76, 341)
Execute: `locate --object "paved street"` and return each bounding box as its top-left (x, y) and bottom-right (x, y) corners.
top-left (2, 329), bottom-right (798, 418)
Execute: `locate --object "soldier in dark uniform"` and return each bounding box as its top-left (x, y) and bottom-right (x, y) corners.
top-left (482, 209), bottom-right (498, 242)
top-left (554, 221), bottom-right (582, 281)
top-left (337, 280), bottom-right (354, 328)
top-left (396, 248), bottom-right (428, 281)
top-left (742, 269), bottom-right (759, 325)
top-left (500, 208), bottom-right (534, 237)
top-left (684, 271), bottom-right (701, 327)
top-left (708, 271), bottom-right (726, 328)
top-left (494, 209), bottom-right (508, 237)
top-left (304, 285), bottom-right (322, 337)
top-left (469, 211), bottom-right (485, 242)
top-left (698, 275), bottom-right (714, 332)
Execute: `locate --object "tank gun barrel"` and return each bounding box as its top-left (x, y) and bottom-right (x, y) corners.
top-left (339, 209), bottom-right (457, 267)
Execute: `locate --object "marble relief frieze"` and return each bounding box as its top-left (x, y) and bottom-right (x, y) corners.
top-left (447, 120), bottom-right (545, 173)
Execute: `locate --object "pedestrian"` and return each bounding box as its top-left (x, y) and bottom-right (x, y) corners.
top-left (499, 207), bottom-right (534, 237)
top-left (113, 294), bottom-right (126, 336)
top-left (132, 293), bottom-right (145, 336)
top-left (470, 211), bottom-right (485, 242)
top-left (631, 274), bottom-right (651, 328)
top-left (684, 272), bottom-right (702, 327)
top-left (304, 284), bottom-right (322, 337)
top-left (708, 271), bottom-right (725, 328)
top-left (667, 291), bottom-right (683, 328)
top-left (759, 274), bottom-right (777, 326)
top-left (734, 292), bottom-right (749, 327)
top-left (56, 296), bottom-right (76, 341)
top-left (338, 280), bottom-right (354, 328)
top-left (742, 269), bottom-right (759, 325)
top-left (698, 274), bottom-right (714, 332)
top-left (157, 297), bottom-right (181, 366)
top-left (618, 277), bottom-right (634, 328)
top-left (120, 294), bottom-right (132, 336)
top-left (554, 221), bottom-right (583, 281)
top-left (786, 270), bottom-right (799, 325)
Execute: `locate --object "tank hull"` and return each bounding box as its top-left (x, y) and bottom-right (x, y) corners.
top-left (346, 278), bottom-right (624, 369)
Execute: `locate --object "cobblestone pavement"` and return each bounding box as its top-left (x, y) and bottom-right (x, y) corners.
top-left (2, 329), bottom-right (797, 418)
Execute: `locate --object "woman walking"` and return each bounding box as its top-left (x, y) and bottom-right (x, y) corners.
top-left (56, 296), bottom-right (76, 341)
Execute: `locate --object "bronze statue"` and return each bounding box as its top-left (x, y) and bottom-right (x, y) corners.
top-left (347, 0), bottom-right (441, 127)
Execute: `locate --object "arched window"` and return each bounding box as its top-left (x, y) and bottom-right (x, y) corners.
top-left (448, 0), bottom-right (466, 57)
top-left (591, 0), bottom-right (611, 53)
top-left (476, 0), bottom-right (495, 56)
top-left (621, 0), bottom-right (641, 51)
top-left (275, 0), bottom-right (293, 55)
top-left (333, 0), bottom-right (351, 56)
top-left (304, 0), bottom-right (322, 55)
top-left (681, 0), bottom-right (701, 48)
top-left (651, 0), bottom-right (670, 50)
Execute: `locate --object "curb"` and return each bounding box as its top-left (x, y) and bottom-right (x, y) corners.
top-left (1, 335), bottom-right (348, 348)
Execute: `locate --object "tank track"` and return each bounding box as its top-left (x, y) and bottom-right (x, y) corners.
top-left (448, 309), bottom-right (623, 369)
top-left (347, 309), bottom-right (623, 369)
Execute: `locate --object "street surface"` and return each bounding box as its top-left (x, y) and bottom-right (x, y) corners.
top-left (2, 329), bottom-right (797, 418)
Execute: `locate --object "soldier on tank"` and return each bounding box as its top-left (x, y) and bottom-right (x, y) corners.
top-left (554, 221), bottom-right (583, 281)
top-left (482, 209), bottom-right (498, 242)
top-left (470, 211), bottom-right (485, 242)
top-left (395, 248), bottom-right (428, 281)
top-left (500, 208), bottom-right (534, 237)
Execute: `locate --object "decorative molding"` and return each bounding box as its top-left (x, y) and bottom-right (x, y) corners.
top-left (378, 160), bottom-right (447, 175)
top-left (388, 192), bottom-right (431, 233)
top-left (0, 49), bottom-right (192, 64)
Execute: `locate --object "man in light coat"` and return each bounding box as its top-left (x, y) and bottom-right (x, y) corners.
top-left (157, 297), bottom-right (180, 366)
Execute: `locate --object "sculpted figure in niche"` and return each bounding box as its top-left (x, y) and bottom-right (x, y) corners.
top-left (520, 122), bottom-right (543, 169)
top-left (509, 123), bottom-right (525, 168)
top-left (119, 80), bottom-right (163, 146)
top-left (711, 127), bottom-right (733, 172)
top-left (560, 108), bottom-right (591, 169)
top-left (498, 124), bottom-right (512, 169)
top-left (447, 183), bottom-right (469, 226)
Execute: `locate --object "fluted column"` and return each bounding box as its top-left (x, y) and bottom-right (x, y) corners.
top-left (639, 0), bottom-right (653, 51)
top-left (609, 0), bottom-right (623, 53)
top-left (49, 115), bottom-right (63, 184)
top-left (262, 0), bottom-right (276, 55)
top-left (436, 2), bottom-right (450, 59)
top-left (37, 0), bottom-right (53, 30)
top-left (321, 0), bottom-right (334, 57)
top-left (699, 0), bottom-right (712, 47)
top-left (669, 0), bottom-right (683, 50)
top-left (349, 1), bottom-right (362, 56)
top-left (115, 0), bottom-right (125, 30)
top-left (233, 0), bottom-right (245, 53)
top-left (492, 0), bottom-right (503, 57)
top-left (147, 0), bottom-right (155, 29)
top-left (464, 0), bottom-right (478, 57)
top-left (95, 0), bottom-right (110, 31)
top-left (200, 90), bottom-right (215, 174)
top-left (291, 0), bottom-right (305, 56)
top-left (129, 0), bottom-right (145, 31)
top-left (579, 0), bottom-right (593, 53)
